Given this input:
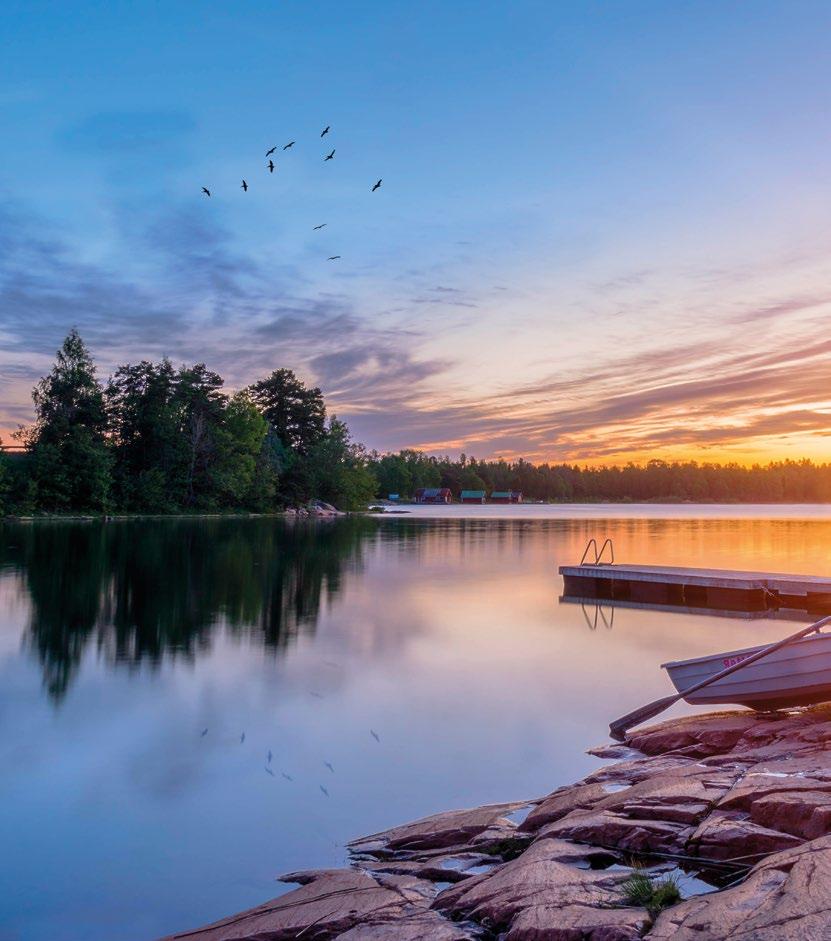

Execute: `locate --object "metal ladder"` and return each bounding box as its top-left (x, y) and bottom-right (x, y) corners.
top-left (579, 537), bottom-right (615, 566)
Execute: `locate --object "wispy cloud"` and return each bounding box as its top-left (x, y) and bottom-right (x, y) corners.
top-left (5, 187), bottom-right (831, 463)
top-left (399, 310), bottom-right (831, 460)
top-left (0, 198), bottom-right (450, 439)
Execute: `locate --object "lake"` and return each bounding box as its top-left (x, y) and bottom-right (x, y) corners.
top-left (3, 506), bottom-right (831, 940)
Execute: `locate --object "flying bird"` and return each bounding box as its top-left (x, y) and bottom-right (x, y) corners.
top-left (267, 749), bottom-right (273, 764)
top-left (241, 179), bottom-right (248, 191)
top-left (264, 767), bottom-right (275, 777)
top-left (201, 187), bottom-right (211, 197)
top-left (310, 690), bottom-right (324, 698)
top-left (324, 761), bottom-right (334, 773)
top-left (327, 255), bottom-right (341, 261)
top-left (200, 728), bottom-right (208, 737)
top-left (319, 784), bottom-right (330, 797)
top-left (313, 224), bottom-right (327, 230)
top-left (324, 149), bottom-right (335, 161)
top-left (283, 141), bottom-right (295, 150)
top-left (372, 179), bottom-right (382, 192)
top-left (370, 730), bottom-right (380, 743)
top-left (321, 125), bottom-right (330, 137)
top-left (266, 146), bottom-right (276, 157)
top-left (240, 732), bottom-right (246, 744)
top-left (268, 159), bottom-right (275, 173)
top-left (281, 772), bottom-right (293, 782)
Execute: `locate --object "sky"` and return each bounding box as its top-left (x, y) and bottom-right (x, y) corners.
top-left (3, 1), bottom-right (831, 465)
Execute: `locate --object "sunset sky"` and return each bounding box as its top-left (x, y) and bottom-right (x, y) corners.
top-left (4, 1), bottom-right (831, 464)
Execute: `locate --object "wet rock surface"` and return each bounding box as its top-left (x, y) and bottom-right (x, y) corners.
top-left (161, 707), bottom-right (831, 940)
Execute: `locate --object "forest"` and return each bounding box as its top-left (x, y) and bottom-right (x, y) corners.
top-left (0, 330), bottom-right (376, 513)
top-left (4, 330), bottom-right (831, 513)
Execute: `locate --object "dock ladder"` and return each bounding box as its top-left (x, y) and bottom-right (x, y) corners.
top-left (579, 538), bottom-right (615, 566)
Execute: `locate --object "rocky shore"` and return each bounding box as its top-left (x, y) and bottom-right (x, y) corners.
top-left (162, 707), bottom-right (831, 940)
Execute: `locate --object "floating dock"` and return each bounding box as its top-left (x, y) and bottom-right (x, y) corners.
top-left (559, 563), bottom-right (831, 613)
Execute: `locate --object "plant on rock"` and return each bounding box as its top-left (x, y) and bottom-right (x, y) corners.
top-left (621, 869), bottom-right (682, 915)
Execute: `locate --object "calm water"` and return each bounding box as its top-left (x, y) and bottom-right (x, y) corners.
top-left (3, 507), bottom-right (831, 940)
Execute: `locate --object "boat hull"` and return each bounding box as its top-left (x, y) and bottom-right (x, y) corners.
top-left (663, 633), bottom-right (831, 709)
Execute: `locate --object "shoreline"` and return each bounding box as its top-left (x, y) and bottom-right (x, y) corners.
top-left (162, 707), bottom-right (831, 940)
top-left (1, 508), bottom-right (347, 523)
top-left (9, 498), bottom-right (831, 524)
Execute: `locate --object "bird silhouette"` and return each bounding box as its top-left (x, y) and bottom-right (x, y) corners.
top-left (241, 180), bottom-right (248, 192)
top-left (240, 732), bottom-right (246, 744)
top-left (201, 187), bottom-right (211, 197)
top-left (321, 126), bottom-right (330, 137)
top-left (264, 767), bottom-right (275, 777)
top-left (267, 749), bottom-right (273, 764)
top-left (200, 728), bottom-right (208, 737)
top-left (319, 784), bottom-right (330, 797)
top-left (324, 149), bottom-right (335, 161)
top-left (327, 256), bottom-right (341, 261)
top-left (283, 141), bottom-right (295, 150)
top-left (281, 772), bottom-right (293, 782)
top-left (310, 690), bottom-right (324, 698)
top-left (324, 761), bottom-right (335, 773)
top-left (268, 159), bottom-right (275, 173)
top-left (266, 146), bottom-right (276, 157)
top-left (372, 179), bottom-right (382, 192)
top-left (313, 224), bottom-right (327, 230)
top-left (370, 730), bottom-right (381, 743)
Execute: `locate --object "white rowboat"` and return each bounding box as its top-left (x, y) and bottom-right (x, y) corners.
top-left (664, 631), bottom-right (831, 709)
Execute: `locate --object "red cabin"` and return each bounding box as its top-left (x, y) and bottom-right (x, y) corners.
top-left (414, 487), bottom-right (452, 504)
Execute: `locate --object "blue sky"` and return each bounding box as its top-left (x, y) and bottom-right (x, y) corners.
top-left (4, 1), bottom-right (831, 462)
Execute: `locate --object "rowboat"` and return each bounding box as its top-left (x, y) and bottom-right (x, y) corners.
top-left (664, 631), bottom-right (831, 710)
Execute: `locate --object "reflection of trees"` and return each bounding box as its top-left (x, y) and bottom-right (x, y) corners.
top-left (3, 518), bottom-right (376, 701)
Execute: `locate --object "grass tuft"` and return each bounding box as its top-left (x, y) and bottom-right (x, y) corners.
top-left (621, 869), bottom-right (682, 914)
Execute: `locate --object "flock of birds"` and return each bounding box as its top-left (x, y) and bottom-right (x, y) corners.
top-left (198, 716), bottom-right (382, 800)
top-left (199, 124), bottom-right (382, 262)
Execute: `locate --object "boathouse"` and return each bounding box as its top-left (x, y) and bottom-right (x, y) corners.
top-left (460, 490), bottom-right (486, 504)
top-left (490, 490), bottom-right (523, 504)
top-left (414, 487), bottom-right (452, 504)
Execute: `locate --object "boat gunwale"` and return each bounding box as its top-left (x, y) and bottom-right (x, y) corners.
top-left (661, 630), bottom-right (831, 671)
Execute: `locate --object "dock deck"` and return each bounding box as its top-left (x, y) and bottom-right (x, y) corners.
top-left (559, 563), bottom-right (831, 612)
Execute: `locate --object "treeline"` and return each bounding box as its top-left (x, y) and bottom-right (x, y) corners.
top-left (369, 451), bottom-right (831, 503)
top-left (5, 330), bottom-right (831, 514)
top-left (0, 330), bottom-right (376, 514)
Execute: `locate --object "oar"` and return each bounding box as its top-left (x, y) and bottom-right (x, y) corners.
top-left (609, 613), bottom-right (831, 741)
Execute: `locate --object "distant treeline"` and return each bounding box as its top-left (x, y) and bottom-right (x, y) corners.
top-left (4, 330), bottom-right (831, 514)
top-left (370, 450), bottom-right (831, 503)
top-left (0, 330), bottom-right (376, 514)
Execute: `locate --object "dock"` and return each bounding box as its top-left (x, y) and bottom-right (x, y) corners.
top-left (559, 563), bottom-right (831, 612)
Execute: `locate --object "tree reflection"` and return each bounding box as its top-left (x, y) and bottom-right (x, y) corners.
top-left (1, 518), bottom-right (377, 701)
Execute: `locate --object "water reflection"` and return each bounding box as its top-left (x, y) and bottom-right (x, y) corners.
top-left (5, 512), bottom-right (831, 941)
top-left (2, 518), bottom-right (377, 700)
top-left (577, 602), bottom-right (616, 631)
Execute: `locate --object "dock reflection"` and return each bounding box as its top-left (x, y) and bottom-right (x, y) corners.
top-left (562, 595), bottom-right (818, 625)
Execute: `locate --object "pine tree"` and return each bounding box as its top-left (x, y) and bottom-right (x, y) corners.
top-left (20, 330), bottom-right (112, 512)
